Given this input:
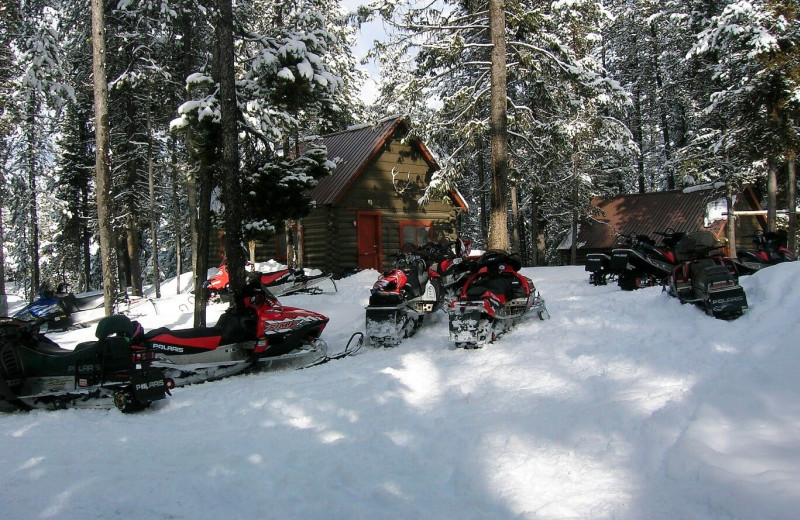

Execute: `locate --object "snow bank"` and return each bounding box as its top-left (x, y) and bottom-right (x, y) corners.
top-left (2, 263), bottom-right (799, 520)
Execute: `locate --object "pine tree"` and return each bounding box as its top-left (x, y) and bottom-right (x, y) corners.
top-left (369, 0), bottom-right (631, 260)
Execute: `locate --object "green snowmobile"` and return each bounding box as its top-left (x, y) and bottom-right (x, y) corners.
top-left (0, 314), bottom-right (168, 412)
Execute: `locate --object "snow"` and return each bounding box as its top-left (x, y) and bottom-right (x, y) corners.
top-left (3, 262), bottom-right (800, 519)
top-left (704, 196), bottom-right (735, 227)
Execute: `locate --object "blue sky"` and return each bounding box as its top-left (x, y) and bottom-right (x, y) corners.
top-left (340, 0), bottom-right (385, 104)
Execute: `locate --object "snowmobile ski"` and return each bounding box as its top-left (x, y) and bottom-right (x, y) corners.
top-left (299, 332), bottom-right (365, 369)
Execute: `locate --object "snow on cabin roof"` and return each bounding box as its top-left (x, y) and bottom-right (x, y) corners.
top-left (560, 185), bottom-right (764, 250)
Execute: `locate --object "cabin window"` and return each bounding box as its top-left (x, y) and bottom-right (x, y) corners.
top-left (399, 221), bottom-right (433, 247)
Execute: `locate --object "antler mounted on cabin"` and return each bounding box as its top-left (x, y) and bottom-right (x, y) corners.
top-left (391, 167), bottom-right (413, 194)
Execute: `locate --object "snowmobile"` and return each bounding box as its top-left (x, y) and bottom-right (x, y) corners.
top-left (609, 229), bottom-right (683, 290)
top-left (731, 230), bottom-right (796, 275)
top-left (448, 251), bottom-right (549, 349)
top-left (666, 230), bottom-right (748, 320)
top-left (427, 238), bottom-right (478, 303)
top-left (0, 315), bottom-right (168, 413)
top-left (145, 275), bottom-right (329, 387)
top-left (585, 252), bottom-right (614, 286)
top-left (202, 260), bottom-right (335, 304)
top-left (11, 284), bottom-right (156, 332)
top-left (365, 243), bottom-right (447, 347)
top-left (10, 286), bottom-right (76, 332)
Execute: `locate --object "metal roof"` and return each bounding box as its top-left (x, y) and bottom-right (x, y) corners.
top-left (567, 186), bottom-right (764, 250)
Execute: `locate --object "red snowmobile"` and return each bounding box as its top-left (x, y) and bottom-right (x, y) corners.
top-left (428, 238), bottom-right (477, 303)
top-left (202, 259), bottom-right (335, 304)
top-left (146, 275), bottom-right (330, 387)
top-left (732, 230), bottom-right (796, 275)
top-left (365, 243), bottom-right (444, 347)
top-left (365, 239), bottom-right (477, 347)
top-left (448, 251), bottom-right (549, 348)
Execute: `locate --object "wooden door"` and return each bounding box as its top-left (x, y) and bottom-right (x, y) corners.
top-left (357, 212), bottom-right (381, 270)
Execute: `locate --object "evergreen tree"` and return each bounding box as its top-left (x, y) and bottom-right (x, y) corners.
top-left (690, 1), bottom-right (800, 230)
top-left (368, 0), bottom-right (631, 260)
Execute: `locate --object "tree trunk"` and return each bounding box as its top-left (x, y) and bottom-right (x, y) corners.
top-left (147, 96), bottom-right (161, 299)
top-left (517, 187), bottom-right (528, 266)
top-left (170, 135), bottom-right (182, 294)
top-left (126, 214), bottom-right (143, 296)
top-left (193, 164), bottom-right (211, 327)
top-left (530, 196), bottom-right (540, 266)
top-left (510, 184), bottom-right (520, 256)
top-left (633, 85), bottom-right (645, 194)
top-left (0, 168), bottom-right (6, 316)
top-left (488, 0), bottom-right (509, 251)
top-left (767, 157), bottom-right (778, 230)
top-left (81, 174), bottom-right (91, 292)
top-left (570, 151), bottom-right (579, 265)
top-left (27, 96), bottom-right (40, 299)
top-left (117, 234), bottom-right (130, 293)
top-left (285, 223), bottom-right (294, 267)
top-left (297, 219), bottom-right (304, 268)
top-left (215, 0), bottom-right (246, 297)
top-left (788, 158), bottom-right (797, 254)
top-left (650, 22), bottom-right (674, 190)
top-left (726, 182), bottom-right (737, 258)
top-left (477, 139), bottom-right (488, 248)
top-left (91, 0), bottom-right (117, 315)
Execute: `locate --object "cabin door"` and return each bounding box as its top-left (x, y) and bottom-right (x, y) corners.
top-left (357, 212), bottom-right (382, 270)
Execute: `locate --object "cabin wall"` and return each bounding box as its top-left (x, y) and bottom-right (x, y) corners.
top-left (731, 197), bottom-right (765, 252)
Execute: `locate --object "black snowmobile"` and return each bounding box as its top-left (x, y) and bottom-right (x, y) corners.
top-left (144, 276), bottom-right (330, 387)
top-left (365, 243), bottom-right (445, 347)
top-left (585, 252), bottom-right (614, 286)
top-left (731, 230), bottom-right (797, 275)
top-left (609, 229), bottom-right (683, 290)
top-left (666, 230), bottom-right (748, 320)
top-left (0, 315), bottom-right (168, 413)
top-left (448, 251), bottom-right (549, 349)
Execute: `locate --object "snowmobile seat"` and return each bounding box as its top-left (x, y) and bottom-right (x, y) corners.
top-left (95, 315), bottom-right (139, 340)
top-left (696, 264), bottom-right (734, 291)
top-left (214, 309), bottom-right (257, 343)
top-left (369, 291), bottom-right (404, 306)
top-left (504, 273), bottom-right (529, 300)
top-left (689, 258), bottom-right (718, 282)
top-left (28, 336), bottom-right (81, 356)
top-left (61, 292), bottom-right (104, 313)
top-left (465, 275), bottom-right (513, 300)
top-left (675, 231), bottom-right (719, 262)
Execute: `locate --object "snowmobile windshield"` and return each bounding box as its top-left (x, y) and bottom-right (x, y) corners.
top-left (675, 231), bottom-right (720, 262)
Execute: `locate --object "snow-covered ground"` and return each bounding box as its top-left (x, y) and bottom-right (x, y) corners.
top-left (2, 262), bottom-right (799, 520)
